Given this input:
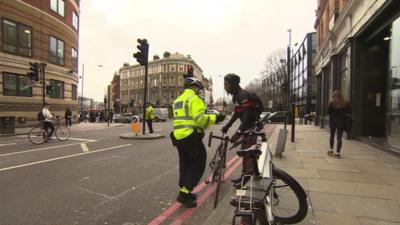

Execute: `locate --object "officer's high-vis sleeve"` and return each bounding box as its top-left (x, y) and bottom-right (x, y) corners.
top-left (191, 96), bottom-right (216, 129)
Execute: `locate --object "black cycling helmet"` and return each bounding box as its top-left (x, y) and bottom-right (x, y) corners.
top-left (184, 77), bottom-right (204, 90)
top-left (224, 73), bottom-right (240, 85)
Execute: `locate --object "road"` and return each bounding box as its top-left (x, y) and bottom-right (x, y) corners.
top-left (0, 121), bottom-right (241, 225)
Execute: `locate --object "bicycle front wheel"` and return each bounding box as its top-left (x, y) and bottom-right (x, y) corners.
top-left (272, 167), bottom-right (308, 224)
top-left (28, 126), bottom-right (48, 145)
top-left (55, 126), bottom-right (70, 141)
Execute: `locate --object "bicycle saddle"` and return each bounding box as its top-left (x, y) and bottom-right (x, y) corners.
top-left (236, 148), bottom-right (262, 158)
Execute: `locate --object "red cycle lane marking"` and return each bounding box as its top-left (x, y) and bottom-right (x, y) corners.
top-left (148, 156), bottom-right (240, 225)
top-left (170, 158), bottom-right (243, 225)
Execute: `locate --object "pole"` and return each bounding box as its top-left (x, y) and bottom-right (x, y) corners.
top-left (142, 63), bottom-right (149, 135)
top-left (41, 63), bottom-right (46, 108)
top-left (80, 64), bottom-right (85, 122)
top-left (291, 103), bottom-right (295, 142)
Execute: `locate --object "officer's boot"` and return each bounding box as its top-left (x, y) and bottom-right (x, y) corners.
top-left (176, 192), bottom-right (197, 208)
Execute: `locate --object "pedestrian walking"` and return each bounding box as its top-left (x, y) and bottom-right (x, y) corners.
top-left (145, 102), bottom-right (154, 133)
top-left (327, 90), bottom-right (351, 158)
top-left (170, 77), bottom-right (225, 208)
top-left (109, 111), bottom-right (114, 123)
top-left (65, 107), bottom-right (72, 127)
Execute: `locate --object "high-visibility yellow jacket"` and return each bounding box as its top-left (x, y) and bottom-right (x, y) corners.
top-left (173, 89), bottom-right (216, 140)
top-left (145, 105), bottom-right (154, 120)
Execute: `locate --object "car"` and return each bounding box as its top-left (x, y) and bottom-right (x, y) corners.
top-left (153, 108), bottom-right (168, 122)
top-left (112, 113), bottom-right (121, 121)
top-left (113, 113), bottom-right (134, 123)
top-left (266, 111), bottom-right (287, 123)
top-left (260, 112), bottom-right (272, 120)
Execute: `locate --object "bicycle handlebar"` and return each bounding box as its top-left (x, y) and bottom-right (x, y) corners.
top-left (208, 131), bottom-right (229, 148)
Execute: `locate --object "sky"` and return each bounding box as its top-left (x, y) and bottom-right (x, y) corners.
top-left (79, 0), bottom-right (317, 102)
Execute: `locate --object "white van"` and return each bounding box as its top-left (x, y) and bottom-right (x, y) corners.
top-left (153, 108), bottom-right (168, 122)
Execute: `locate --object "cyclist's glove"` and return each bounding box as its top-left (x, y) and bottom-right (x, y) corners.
top-left (216, 113), bottom-right (226, 124)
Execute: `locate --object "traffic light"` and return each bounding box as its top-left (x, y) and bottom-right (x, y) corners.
top-left (27, 62), bottom-right (40, 81)
top-left (133, 39), bottom-right (149, 66)
top-left (46, 85), bottom-right (53, 95)
top-left (186, 65), bottom-right (193, 78)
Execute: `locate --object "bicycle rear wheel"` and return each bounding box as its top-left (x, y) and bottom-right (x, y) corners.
top-left (55, 126), bottom-right (70, 141)
top-left (272, 167), bottom-right (308, 224)
top-left (28, 126), bottom-right (48, 145)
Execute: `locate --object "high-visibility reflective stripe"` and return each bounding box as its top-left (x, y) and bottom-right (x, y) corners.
top-left (174, 125), bottom-right (202, 130)
top-left (194, 112), bottom-right (204, 121)
top-left (184, 95), bottom-right (193, 116)
top-left (204, 117), bottom-right (210, 128)
top-left (173, 116), bottom-right (193, 120)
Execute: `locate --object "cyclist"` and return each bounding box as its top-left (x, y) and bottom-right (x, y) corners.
top-left (170, 77), bottom-right (226, 208)
top-left (221, 73), bottom-right (264, 187)
top-left (42, 102), bottom-right (55, 140)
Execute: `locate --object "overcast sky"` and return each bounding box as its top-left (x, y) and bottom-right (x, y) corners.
top-left (79, 0), bottom-right (317, 102)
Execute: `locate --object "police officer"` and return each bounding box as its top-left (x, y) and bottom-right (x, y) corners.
top-left (145, 102), bottom-right (154, 133)
top-left (221, 73), bottom-right (264, 187)
top-left (171, 77), bottom-right (225, 208)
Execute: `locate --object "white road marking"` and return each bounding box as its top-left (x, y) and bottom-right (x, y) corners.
top-left (81, 143), bottom-right (89, 152)
top-left (0, 142), bottom-right (92, 157)
top-left (0, 143), bottom-right (16, 147)
top-left (0, 144), bottom-right (131, 172)
top-left (69, 138), bottom-right (97, 142)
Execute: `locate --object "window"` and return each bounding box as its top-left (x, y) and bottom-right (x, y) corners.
top-left (2, 19), bottom-right (32, 57)
top-left (72, 48), bottom-right (78, 72)
top-left (72, 11), bottom-right (79, 30)
top-left (49, 79), bottom-right (64, 99)
top-left (50, 36), bottom-right (64, 65)
top-left (170, 76), bottom-right (175, 85)
top-left (51, 0), bottom-right (65, 17)
top-left (2, 73), bottom-right (32, 97)
top-left (72, 84), bottom-right (77, 100)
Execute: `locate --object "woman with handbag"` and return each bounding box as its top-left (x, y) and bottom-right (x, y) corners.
top-left (327, 90), bottom-right (351, 158)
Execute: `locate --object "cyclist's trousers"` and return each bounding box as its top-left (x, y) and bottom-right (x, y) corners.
top-left (175, 132), bottom-right (206, 191)
top-left (43, 121), bottom-right (55, 137)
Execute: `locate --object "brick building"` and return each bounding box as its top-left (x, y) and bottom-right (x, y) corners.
top-left (0, 0), bottom-right (80, 123)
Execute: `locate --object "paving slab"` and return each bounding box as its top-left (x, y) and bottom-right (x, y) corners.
top-left (314, 211), bottom-right (361, 225)
top-left (357, 183), bottom-right (400, 201)
top-left (317, 170), bottom-right (388, 184)
top-left (307, 179), bottom-right (364, 196)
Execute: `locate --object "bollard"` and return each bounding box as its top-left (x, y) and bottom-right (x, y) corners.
top-left (275, 128), bottom-right (288, 158)
top-left (131, 115), bottom-right (141, 136)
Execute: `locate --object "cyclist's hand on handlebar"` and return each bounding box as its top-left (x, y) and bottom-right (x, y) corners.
top-left (221, 125), bottom-right (229, 134)
top-left (229, 130), bottom-right (241, 143)
top-left (216, 113), bottom-right (226, 123)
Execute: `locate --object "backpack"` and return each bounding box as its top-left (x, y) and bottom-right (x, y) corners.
top-left (37, 110), bottom-right (45, 121)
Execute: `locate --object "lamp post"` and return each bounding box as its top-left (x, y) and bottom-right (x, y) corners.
top-left (79, 64), bottom-right (103, 122)
top-left (218, 75), bottom-right (226, 112)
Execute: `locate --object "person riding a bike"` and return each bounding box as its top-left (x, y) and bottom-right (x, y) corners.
top-left (42, 102), bottom-right (55, 140)
top-left (221, 73), bottom-right (264, 187)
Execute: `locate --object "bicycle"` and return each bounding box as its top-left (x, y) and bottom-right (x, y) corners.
top-left (205, 131), bottom-right (230, 208)
top-left (28, 119), bottom-right (70, 145)
top-left (230, 118), bottom-right (308, 225)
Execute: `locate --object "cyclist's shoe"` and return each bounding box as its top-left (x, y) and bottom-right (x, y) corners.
top-left (176, 192), bottom-right (197, 208)
top-left (231, 175), bottom-right (243, 183)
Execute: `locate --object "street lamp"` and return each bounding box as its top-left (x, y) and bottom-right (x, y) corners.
top-left (79, 64), bottom-right (103, 122)
top-left (218, 75), bottom-right (226, 112)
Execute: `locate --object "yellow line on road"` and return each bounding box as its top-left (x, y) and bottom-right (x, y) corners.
top-left (81, 143), bottom-right (90, 152)
top-left (0, 144), bottom-right (132, 172)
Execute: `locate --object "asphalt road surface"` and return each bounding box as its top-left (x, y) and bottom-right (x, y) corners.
top-left (0, 121), bottom-right (242, 225)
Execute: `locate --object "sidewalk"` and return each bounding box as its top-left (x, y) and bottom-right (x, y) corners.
top-left (214, 124), bottom-right (400, 225)
top-left (0, 122), bottom-right (125, 137)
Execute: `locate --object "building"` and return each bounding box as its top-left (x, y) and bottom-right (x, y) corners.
top-left (291, 32), bottom-right (317, 114)
top-left (313, 0), bottom-right (400, 149)
top-left (110, 72), bottom-right (120, 114)
top-left (119, 52), bottom-right (209, 114)
top-left (0, 0), bottom-right (80, 124)
top-left (262, 32), bottom-right (317, 114)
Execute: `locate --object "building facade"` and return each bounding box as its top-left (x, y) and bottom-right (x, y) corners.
top-left (119, 52), bottom-right (209, 114)
top-left (110, 73), bottom-right (120, 114)
top-left (314, 0), bottom-right (400, 149)
top-left (0, 0), bottom-right (80, 124)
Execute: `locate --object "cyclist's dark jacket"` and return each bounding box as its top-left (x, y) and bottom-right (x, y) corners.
top-left (225, 89), bottom-right (263, 132)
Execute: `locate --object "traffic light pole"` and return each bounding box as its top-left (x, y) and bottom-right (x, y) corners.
top-left (142, 64), bottom-right (148, 135)
top-left (41, 63), bottom-right (46, 108)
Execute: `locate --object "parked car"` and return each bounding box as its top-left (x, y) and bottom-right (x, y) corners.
top-left (260, 111), bottom-right (272, 120)
top-left (153, 108), bottom-right (168, 122)
top-left (112, 113), bottom-right (121, 122)
top-left (266, 111), bottom-right (287, 123)
top-left (113, 113), bottom-right (134, 123)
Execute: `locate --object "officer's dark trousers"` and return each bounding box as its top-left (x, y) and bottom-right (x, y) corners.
top-left (146, 120), bottom-right (153, 133)
top-left (175, 132), bottom-right (206, 191)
